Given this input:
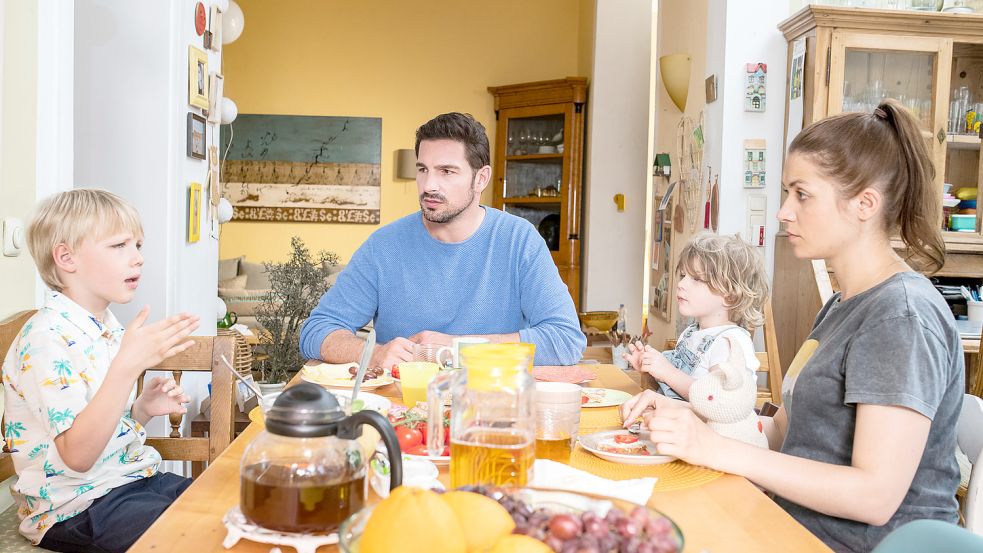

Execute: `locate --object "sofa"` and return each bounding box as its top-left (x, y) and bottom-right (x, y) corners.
top-left (217, 256), bottom-right (346, 331)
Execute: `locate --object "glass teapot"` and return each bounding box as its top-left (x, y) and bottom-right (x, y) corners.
top-left (426, 343), bottom-right (535, 489)
top-left (240, 383), bottom-right (402, 534)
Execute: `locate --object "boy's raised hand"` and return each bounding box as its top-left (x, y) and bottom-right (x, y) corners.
top-left (134, 377), bottom-right (190, 419)
top-left (623, 340), bottom-right (648, 371)
top-left (112, 306), bottom-right (200, 381)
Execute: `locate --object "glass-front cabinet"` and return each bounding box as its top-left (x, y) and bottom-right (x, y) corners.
top-left (488, 78), bottom-right (588, 309)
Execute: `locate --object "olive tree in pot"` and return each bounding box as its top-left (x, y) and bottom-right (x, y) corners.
top-left (254, 236), bottom-right (339, 393)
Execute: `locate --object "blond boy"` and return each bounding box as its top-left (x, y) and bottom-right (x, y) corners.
top-left (1, 189), bottom-right (199, 552)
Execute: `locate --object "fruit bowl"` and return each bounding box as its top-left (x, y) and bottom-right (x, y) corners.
top-left (578, 311), bottom-right (619, 332)
top-left (338, 486), bottom-right (683, 552)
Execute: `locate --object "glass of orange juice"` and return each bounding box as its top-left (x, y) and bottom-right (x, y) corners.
top-left (398, 361), bottom-right (440, 407)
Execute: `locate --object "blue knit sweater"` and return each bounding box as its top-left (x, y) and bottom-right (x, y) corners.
top-left (299, 207), bottom-right (586, 365)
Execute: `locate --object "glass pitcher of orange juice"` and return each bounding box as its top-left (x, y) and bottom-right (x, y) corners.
top-left (427, 343), bottom-right (535, 488)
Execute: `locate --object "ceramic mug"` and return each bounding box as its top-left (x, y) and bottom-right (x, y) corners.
top-left (445, 337), bottom-right (491, 368)
top-left (217, 311), bottom-right (238, 329)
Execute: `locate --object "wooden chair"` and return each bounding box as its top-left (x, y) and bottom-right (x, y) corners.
top-left (971, 333), bottom-right (983, 400)
top-left (647, 299), bottom-right (783, 407)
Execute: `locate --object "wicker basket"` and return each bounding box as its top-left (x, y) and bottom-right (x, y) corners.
top-left (217, 328), bottom-right (253, 376)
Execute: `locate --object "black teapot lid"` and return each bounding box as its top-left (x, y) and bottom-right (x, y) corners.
top-left (265, 383), bottom-right (348, 438)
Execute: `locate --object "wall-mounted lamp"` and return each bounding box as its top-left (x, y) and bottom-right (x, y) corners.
top-left (220, 97), bottom-right (238, 125)
top-left (395, 149), bottom-right (417, 180)
top-left (217, 197), bottom-right (234, 223)
top-left (222, 0), bottom-right (244, 44)
top-left (659, 53), bottom-right (692, 112)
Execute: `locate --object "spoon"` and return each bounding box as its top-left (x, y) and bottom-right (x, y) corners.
top-left (219, 354), bottom-right (263, 399)
top-left (351, 328), bottom-right (376, 405)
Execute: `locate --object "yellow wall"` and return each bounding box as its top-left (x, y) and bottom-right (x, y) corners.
top-left (220, 0), bottom-right (588, 263)
top-left (0, 1), bottom-right (39, 318)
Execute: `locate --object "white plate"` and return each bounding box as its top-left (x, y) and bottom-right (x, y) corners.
top-left (301, 373), bottom-right (395, 390)
top-left (578, 430), bottom-right (675, 465)
top-left (404, 452), bottom-right (450, 466)
top-left (580, 388), bottom-right (633, 408)
top-left (327, 390), bottom-right (392, 414)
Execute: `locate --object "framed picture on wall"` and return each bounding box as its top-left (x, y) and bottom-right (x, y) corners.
top-left (207, 73), bottom-right (223, 123)
top-left (209, 5), bottom-right (222, 52)
top-left (187, 113), bottom-right (207, 159)
top-left (188, 46), bottom-right (209, 109)
top-left (188, 182), bottom-right (202, 243)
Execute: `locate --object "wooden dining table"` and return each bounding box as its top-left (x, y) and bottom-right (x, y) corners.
top-left (131, 364), bottom-right (832, 553)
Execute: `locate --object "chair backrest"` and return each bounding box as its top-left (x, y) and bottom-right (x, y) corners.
top-left (959, 393), bottom-right (983, 533)
top-left (758, 299), bottom-right (784, 406)
top-left (143, 335), bottom-right (236, 474)
top-left (972, 333), bottom-right (983, 399)
top-left (1, 310), bottom-right (36, 482)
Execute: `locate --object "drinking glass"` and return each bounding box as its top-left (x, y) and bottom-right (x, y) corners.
top-left (398, 361), bottom-right (440, 407)
top-left (533, 382), bottom-right (581, 462)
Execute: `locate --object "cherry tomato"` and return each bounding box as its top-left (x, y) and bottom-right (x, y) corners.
top-left (395, 426), bottom-right (423, 451)
top-left (614, 434), bottom-right (639, 444)
top-left (581, 394), bottom-right (589, 404)
top-left (391, 364), bottom-right (400, 379)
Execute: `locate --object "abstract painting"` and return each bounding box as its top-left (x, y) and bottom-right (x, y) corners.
top-left (220, 115), bottom-right (381, 224)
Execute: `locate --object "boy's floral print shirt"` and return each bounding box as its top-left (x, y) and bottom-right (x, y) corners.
top-left (1, 292), bottom-right (160, 544)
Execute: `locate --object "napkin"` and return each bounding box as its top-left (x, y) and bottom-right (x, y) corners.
top-left (230, 323), bottom-right (253, 336)
top-left (530, 459), bottom-right (657, 505)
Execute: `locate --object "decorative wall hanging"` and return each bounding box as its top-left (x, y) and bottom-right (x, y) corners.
top-left (745, 63), bottom-right (767, 112)
top-left (207, 73), bottom-right (224, 123)
top-left (743, 139), bottom-right (766, 189)
top-left (675, 112), bottom-right (705, 233)
top-left (188, 46), bottom-right (209, 110)
top-left (188, 182), bottom-right (202, 243)
top-left (220, 115), bottom-right (382, 224)
top-left (194, 2), bottom-right (207, 36)
top-left (187, 113), bottom-right (207, 160)
top-left (208, 5), bottom-right (223, 52)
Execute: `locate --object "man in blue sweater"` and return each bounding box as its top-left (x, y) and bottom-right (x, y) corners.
top-left (299, 113), bottom-right (585, 368)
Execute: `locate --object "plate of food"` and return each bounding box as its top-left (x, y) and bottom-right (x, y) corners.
top-left (532, 365), bottom-right (597, 385)
top-left (578, 430), bottom-right (675, 465)
top-left (329, 389), bottom-right (392, 414)
top-left (580, 387), bottom-right (633, 408)
top-left (301, 362), bottom-right (395, 390)
top-left (387, 403), bottom-right (450, 465)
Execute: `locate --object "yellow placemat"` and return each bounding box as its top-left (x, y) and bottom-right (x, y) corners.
top-left (574, 405), bottom-right (723, 492)
top-left (569, 445), bottom-right (723, 492)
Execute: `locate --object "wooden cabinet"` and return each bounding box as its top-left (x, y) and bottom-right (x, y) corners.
top-left (488, 78), bottom-right (588, 309)
top-left (773, 6), bottom-right (983, 370)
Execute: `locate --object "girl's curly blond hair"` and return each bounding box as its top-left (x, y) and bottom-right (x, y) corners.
top-left (675, 233), bottom-right (770, 331)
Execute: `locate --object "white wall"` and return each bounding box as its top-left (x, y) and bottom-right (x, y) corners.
top-left (583, 0), bottom-right (654, 333)
top-left (74, 0), bottom-right (221, 458)
top-left (705, 0), bottom-right (789, 286)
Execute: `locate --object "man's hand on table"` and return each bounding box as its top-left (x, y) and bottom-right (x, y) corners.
top-left (409, 330), bottom-right (454, 346)
top-left (371, 337), bottom-right (414, 370)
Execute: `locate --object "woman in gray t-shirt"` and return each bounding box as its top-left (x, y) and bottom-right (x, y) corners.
top-left (629, 99), bottom-right (963, 553)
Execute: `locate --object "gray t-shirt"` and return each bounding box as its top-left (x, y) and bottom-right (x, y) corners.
top-left (777, 272), bottom-right (963, 553)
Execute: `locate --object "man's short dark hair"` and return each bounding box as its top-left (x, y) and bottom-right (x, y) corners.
top-left (415, 113), bottom-right (490, 172)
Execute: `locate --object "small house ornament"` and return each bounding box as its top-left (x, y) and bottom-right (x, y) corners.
top-left (745, 63), bottom-right (767, 112)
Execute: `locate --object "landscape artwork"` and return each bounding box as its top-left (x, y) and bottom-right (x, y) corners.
top-left (220, 114), bottom-right (382, 224)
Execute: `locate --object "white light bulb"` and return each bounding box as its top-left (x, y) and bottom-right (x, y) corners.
top-left (221, 97), bottom-right (238, 125)
top-left (218, 198), bottom-right (234, 223)
top-left (222, 1), bottom-right (244, 44)
top-left (216, 296), bottom-right (228, 319)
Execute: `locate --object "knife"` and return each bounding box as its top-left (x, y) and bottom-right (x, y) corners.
top-left (351, 327), bottom-right (376, 405)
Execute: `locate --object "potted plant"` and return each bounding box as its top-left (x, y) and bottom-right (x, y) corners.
top-left (254, 236), bottom-right (340, 392)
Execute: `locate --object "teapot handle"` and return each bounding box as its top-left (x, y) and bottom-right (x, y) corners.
top-left (339, 410), bottom-right (403, 491)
